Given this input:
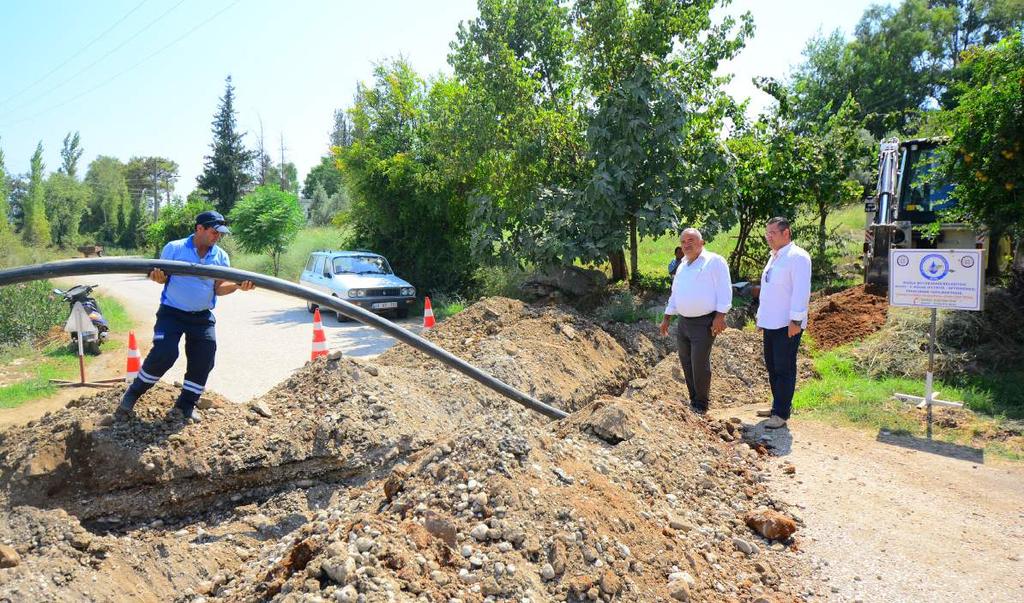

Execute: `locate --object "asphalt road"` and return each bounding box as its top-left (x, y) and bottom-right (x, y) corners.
top-left (57, 273), bottom-right (422, 403)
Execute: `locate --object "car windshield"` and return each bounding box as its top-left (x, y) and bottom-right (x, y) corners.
top-left (332, 255), bottom-right (392, 275)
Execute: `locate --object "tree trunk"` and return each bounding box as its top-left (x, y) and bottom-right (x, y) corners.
top-left (608, 249), bottom-right (628, 282)
top-left (730, 220), bottom-right (752, 278)
top-left (628, 214), bottom-right (638, 281)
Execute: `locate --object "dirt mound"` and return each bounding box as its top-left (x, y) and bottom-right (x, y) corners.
top-left (212, 396), bottom-right (812, 602)
top-left (0, 297), bottom-right (819, 602)
top-left (808, 285), bottom-right (888, 349)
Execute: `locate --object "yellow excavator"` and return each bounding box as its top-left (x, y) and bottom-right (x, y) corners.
top-left (862, 137), bottom-right (1004, 288)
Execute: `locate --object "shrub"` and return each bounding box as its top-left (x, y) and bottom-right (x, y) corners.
top-left (0, 281), bottom-right (65, 351)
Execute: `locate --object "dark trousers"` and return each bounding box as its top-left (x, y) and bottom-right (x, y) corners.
top-left (122, 305), bottom-right (217, 414)
top-left (762, 326), bottom-right (802, 420)
top-left (675, 312), bottom-right (717, 410)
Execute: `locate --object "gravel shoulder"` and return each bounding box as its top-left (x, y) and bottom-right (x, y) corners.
top-left (716, 405), bottom-right (1024, 602)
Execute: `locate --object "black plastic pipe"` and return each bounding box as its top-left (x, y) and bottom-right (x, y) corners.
top-left (0, 258), bottom-right (568, 420)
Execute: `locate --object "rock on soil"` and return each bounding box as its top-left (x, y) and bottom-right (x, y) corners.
top-left (808, 285), bottom-right (888, 349)
top-left (0, 296), bottom-right (817, 602)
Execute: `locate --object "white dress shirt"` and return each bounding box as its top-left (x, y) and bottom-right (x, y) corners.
top-left (756, 242), bottom-right (812, 329)
top-left (664, 250), bottom-right (732, 318)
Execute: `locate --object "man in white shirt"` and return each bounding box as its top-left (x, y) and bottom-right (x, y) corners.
top-left (754, 217), bottom-right (812, 429)
top-left (659, 228), bottom-right (732, 414)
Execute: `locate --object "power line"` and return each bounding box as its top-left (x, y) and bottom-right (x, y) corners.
top-left (0, 0), bottom-right (240, 129)
top-left (0, 0), bottom-right (151, 108)
top-left (2, 0), bottom-right (187, 118)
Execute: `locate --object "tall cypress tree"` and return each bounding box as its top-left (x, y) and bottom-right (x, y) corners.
top-left (22, 142), bottom-right (51, 247)
top-left (197, 76), bottom-right (254, 214)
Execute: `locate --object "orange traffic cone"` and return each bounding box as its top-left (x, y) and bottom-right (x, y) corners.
top-left (423, 296), bottom-right (435, 329)
top-left (125, 330), bottom-right (140, 382)
top-left (311, 308), bottom-right (328, 360)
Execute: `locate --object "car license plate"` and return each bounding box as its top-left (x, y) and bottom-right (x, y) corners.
top-left (372, 302), bottom-right (398, 309)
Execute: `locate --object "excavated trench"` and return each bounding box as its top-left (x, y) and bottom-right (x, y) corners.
top-left (0, 297), bottom-right (818, 602)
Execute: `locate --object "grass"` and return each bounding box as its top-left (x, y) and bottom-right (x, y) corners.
top-left (0, 294), bottom-right (131, 410)
top-left (630, 203), bottom-right (868, 283)
top-left (794, 347), bottom-right (1024, 460)
top-left (221, 226), bottom-right (351, 281)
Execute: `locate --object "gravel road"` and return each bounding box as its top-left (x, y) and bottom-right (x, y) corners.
top-left (57, 273), bottom-right (422, 403)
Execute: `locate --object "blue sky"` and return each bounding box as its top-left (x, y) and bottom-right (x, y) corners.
top-left (0, 0), bottom-right (892, 197)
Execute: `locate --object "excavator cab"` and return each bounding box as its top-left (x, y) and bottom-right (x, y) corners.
top-left (863, 138), bottom-right (986, 288)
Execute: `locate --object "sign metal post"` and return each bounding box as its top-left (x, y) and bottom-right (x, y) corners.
top-left (888, 249), bottom-right (983, 438)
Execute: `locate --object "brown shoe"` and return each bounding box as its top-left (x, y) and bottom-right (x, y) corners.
top-left (756, 409), bottom-right (772, 418)
top-left (764, 415), bottom-right (788, 429)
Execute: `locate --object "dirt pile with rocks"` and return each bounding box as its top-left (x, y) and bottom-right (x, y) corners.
top-left (807, 285), bottom-right (888, 349)
top-left (0, 297), bottom-right (818, 602)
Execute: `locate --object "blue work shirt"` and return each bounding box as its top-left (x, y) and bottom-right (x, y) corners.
top-left (159, 235), bottom-right (230, 312)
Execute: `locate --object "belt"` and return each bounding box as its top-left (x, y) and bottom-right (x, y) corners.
top-left (160, 304), bottom-right (212, 316)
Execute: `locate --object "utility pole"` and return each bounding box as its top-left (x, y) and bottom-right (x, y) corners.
top-left (279, 133), bottom-right (287, 192)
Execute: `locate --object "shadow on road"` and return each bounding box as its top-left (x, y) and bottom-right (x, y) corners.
top-left (876, 429), bottom-right (984, 463)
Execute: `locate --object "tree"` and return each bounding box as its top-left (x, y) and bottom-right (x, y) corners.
top-left (265, 160), bottom-right (299, 196)
top-left (120, 195), bottom-right (148, 249)
top-left (146, 198), bottom-right (215, 255)
top-left (307, 181), bottom-right (350, 225)
top-left (936, 32), bottom-right (1024, 258)
top-left (21, 142), bottom-right (51, 247)
top-left (573, 0), bottom-right (751, 280)
top-left (43, 172), bottom-right (90, 247)
top-left (197, 75), bottom-right (255, 214)
top-left (59, 131), bottom-right (84, 178)
top-left (330, 109), bottom-right (353, 148)
top-left (7, 175), bottom-right (28, 232)
top-left (801, 97), bottom-right (874, 273)
top-left (338, 60), bottom-right (474, 293)
top-left (228, 185), bottom-right (303, 275)
top-left (449, 0), bottom-right (587, 269)
top-left (302, 156), bottom-right (345, 198)
top-left (125, 156), bottom-right (179, 219)
top-left (723, 115), bottom-right (807, 278)
top-left (84, 156), bottom-right (130, 244)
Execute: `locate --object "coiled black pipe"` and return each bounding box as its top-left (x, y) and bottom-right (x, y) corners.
top-left (0, 258), bottom-right (568, 420)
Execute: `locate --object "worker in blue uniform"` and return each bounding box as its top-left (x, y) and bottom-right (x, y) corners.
top-left (114, 210), bottom-right (254, 422)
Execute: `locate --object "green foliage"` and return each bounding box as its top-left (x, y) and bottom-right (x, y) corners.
top-left (146, 198), bottom-right (215, 255)
top-left (338, 59), bottom-right (474, 293)
top-left (83, 156), bottom-right (130, 244)
top-left (197, 76), bottom-right (255, 215)
top-left (59, 131), bottom-right (83, 178)
top-left (450, 0), bottom-right (587, 268)
top-left (119, 196), bottom-right (149, 249)
top-left (223, 226), bottom-right (348, 279)
top-left (936, 32), bottom-right (1024, 234)
top-left (308, 182), bottom-right (350, 226)
top-left (43, 172), bottom-right (91, 247)
top-left (596, 291), bottom-right (660, 324)
top-left (125, 156), bottom-right (179, 219)
top-left (265, 161), bottom-right (299, 196)
top-left (722, 115), bottom-right (804, 278)
top-left (472, 264), bottom-right (529, 300)
top-left (0, 281), bottom-right (65, 350)
top-left (302, 156), bottom-right (346, 199)
top-left (21, 142), bottom-right (51, 247)
top-left (789, 0), bottom-right (1024, 138)
top-left (228, 185), bottom-right (304, 276)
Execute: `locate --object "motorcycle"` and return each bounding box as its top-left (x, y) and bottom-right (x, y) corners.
top-left (53, 284), bottom-right (110, 355)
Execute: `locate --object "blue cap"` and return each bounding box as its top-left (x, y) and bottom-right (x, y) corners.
top-left (195, 210), bottom-right (231, 234)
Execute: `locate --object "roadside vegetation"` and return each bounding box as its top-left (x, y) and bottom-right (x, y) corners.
top-left (0, 293), bottom-right (130, 409)
top-left (1, 0), bottom-right (1022, 455)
